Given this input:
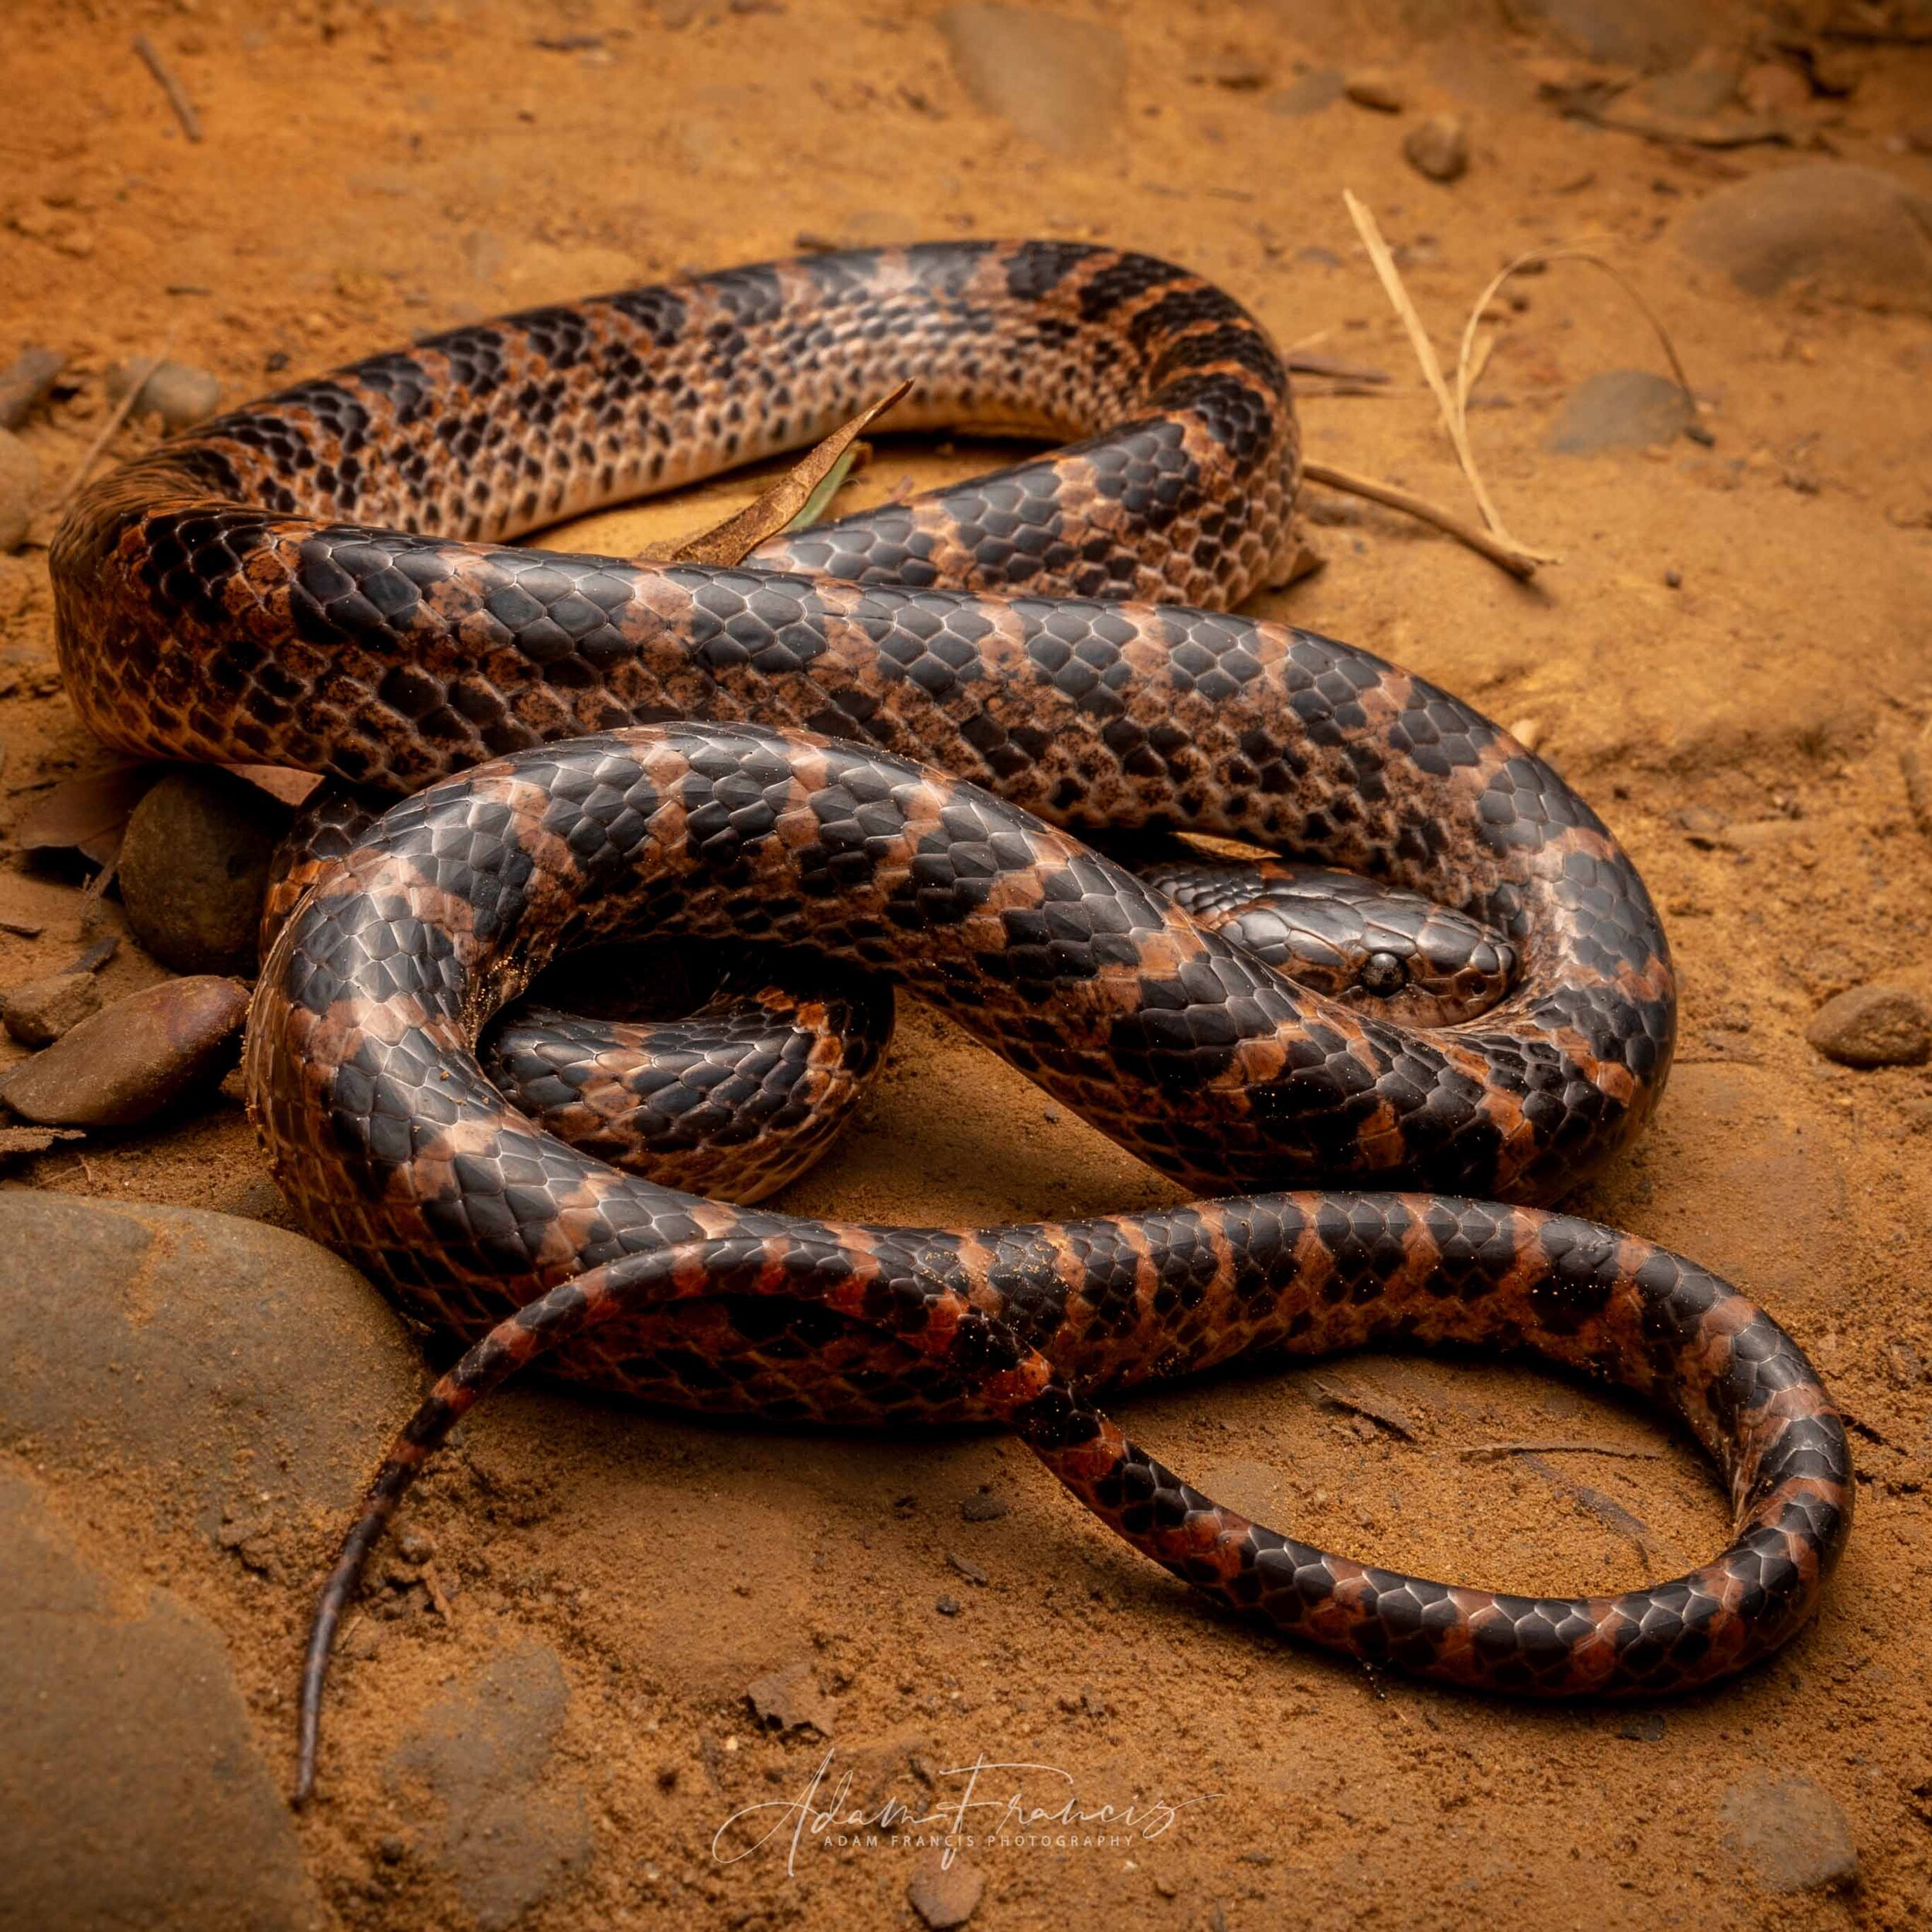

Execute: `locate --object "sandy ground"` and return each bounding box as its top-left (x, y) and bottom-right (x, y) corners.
top-left (2, 0), bottom-right (1931, 1927)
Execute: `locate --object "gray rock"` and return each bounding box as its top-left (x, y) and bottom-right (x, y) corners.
top-left (1638, 62), bottom-right (1738, 121)
top-left (107, 356), bottom-right (222, 432)
top-left (1719, 1774), bottom-right (1859, 1893)
top-left (0, 345), bottom-right (64, 433)
top-left (118, 767), bottom-right (287, 974)
top-left (1806, 985), bottom-right (1931, 1067)
top-left (0, 1468), bottom-right (323, 1931)
top-left (0, 1191), bottom-right (420, 1520)
top-left (0, 428), bottom-right (36, 553)
top-left (908, 1850), bottom-right (985, 1929)
top-left (1679, 165), bottom-right (1932, 309)
top-left (0, 969), bottom-right (102, 1046)
top-left (937, 5), bottom-right (1125, 155)
top-left (1267, 68), bottom-right (1342, 116)
top-left (0, 975), bottom-right (249, 1127)
top-left (386, 1644), bottom-right (591, 1930)
top-left (1545, 369), bottom-right (1693, 454)
top-left (1404, 112), bottom-right (1470, 182)
top-left (1509, 0), bottom-right (1716, 69)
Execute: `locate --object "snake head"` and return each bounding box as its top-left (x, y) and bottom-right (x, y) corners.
top-left (1146, 857), bottom-right (1518, 1027)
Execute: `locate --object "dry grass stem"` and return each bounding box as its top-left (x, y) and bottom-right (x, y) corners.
top-left (50, 338), bottom-right (174, 519)
top-left (1342, 189), bottom-right (1559, 570)
top-left (132, 32), bottom-right (204, 142)
top-left (1454, 244), bottom-right (1697, 431)
top-left (1301, 460), bottom-right (1540, 581)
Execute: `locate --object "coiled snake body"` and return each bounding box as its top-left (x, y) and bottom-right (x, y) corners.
top-left (48, 241), bottom-right (1851, 1797)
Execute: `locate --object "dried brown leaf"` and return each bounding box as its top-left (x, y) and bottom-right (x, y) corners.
top-left (15, 762), bottom-right (158, 866)
top-left (225, 764), bottom-right (324, 807)
top-left (636, 379), bottom-right (912, 568)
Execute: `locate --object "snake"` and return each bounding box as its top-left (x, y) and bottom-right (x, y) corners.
top-left (46, 240), bottom-right (1852, 1800)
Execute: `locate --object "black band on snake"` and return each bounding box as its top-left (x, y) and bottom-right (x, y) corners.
top-left (46, 240), bottom-right (1852, 1804)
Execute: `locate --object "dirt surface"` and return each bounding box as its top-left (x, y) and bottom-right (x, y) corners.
top-left (2, 2), bottom-right (1931, 1928)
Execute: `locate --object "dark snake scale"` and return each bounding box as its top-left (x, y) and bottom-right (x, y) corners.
top-left (47, 240), bottom-right (1852, 1799)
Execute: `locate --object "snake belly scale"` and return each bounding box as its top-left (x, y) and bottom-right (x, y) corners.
top-left (46, 240), bottom-right (1851, 1794)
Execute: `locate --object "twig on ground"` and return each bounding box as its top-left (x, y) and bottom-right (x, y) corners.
top-left (132, 33), bottom-right (203, 143)
top-left (1454, 1440), bottom-right (1667, 1461)
top-left (49, 335), bottom-right (174, 519)
top-left (1310, 1375), bottom-right (1418, 1440)
top-left (1301, 461), bottom-right (1539, 580)
top-left (1286, 349), bottom-right (1392, 385)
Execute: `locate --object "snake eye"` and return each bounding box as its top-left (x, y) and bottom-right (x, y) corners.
top-left (1359, 951), bottom-right (1409, 998)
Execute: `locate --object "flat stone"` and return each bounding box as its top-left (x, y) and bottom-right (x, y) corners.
top-left (1719, 1774), bottom-right (1859, 1893)
top-left (1679, 164), bottom-right (1932, 309)
top-left (1267, 67), bottom-right (1342, 116)
top-left (1403, 112), bottom-right (1470, 182)
top-left (0, 427), bottom-right (36, 553)
top-left (0, 968), bottom-right (102, 1046)
top-left (0, 1468), bottom-right (322, 1930)
top-left (1638, 61), bottom-right (1737, 121)
top-left (119, 767), bottom-right (288, 975)
top-left (937, 5), bottom-right (1125, 155)
top-left (386, 1644), bottom-right (591, 1930)
top-left (0, 975), bottom-right (249, 1126)
top-left (1545, 369), bottom-right (1693, 454)
top-left (1805, 985), bottom-right (1931, 1067)
top-left (0, 345), bottom-right (64, 433)
top-left (1510, 0), bottom-right (1716, 68)
top-left (0, 1190), bottom-right (421, 1520)
top-left (908, 1849), bottom-right (986, 1929)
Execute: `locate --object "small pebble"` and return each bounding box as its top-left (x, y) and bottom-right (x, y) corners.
top-left (959, 1489), bottom-right (1009, 1522)
top-left (744, 1661), bottom-right (835, 1737)
top-left (1805, 985), bottom-right (1931, 1068)
top-left (934, 1594), bottom-right (962, 1617)
top-left (1740, 60), bottom-right (1811, 117)
top-left (1344, 70), bottom-right (1404, 112)
top-left (0, 971), bottom-right (104, 1047)
top-left (0, 429), bottom-right (38, 553)
top-left (0, 975), bottom-right (249, 1127)
top-left (907, 1851), bottom-right (985, 1930)
top-left (107, 358), bottom-right (222, 433)
top-left (1403, 112), bottom-right (1469, 182)
top-left (1664, 567), bottom-right (1683, 588)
